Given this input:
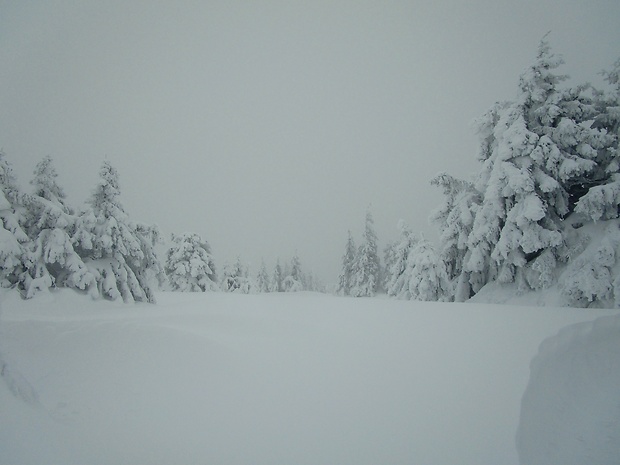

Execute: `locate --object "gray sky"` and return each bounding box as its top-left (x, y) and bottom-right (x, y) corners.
top-left (1, 0), bottom-right (619, 284)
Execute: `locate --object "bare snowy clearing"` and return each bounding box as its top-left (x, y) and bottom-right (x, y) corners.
top-left (1, 290), bottom-right (618, 465)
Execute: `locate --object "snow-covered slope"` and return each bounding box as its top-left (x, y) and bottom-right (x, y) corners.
top-left (1, 290), bottom-right (618, 465)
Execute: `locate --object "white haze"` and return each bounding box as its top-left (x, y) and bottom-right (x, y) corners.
top-left (1, 0), bottom-right (619, 282)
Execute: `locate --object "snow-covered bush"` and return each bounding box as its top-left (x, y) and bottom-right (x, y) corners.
top-left (405, 239), bottom-right (452, 302)
top-left (165, 232), bottom-right (218, 292)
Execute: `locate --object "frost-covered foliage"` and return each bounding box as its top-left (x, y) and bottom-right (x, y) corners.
top-left (559, 221), bottom-right (620, 307)
top-left (165, 232), bottom-right (217, 292)
top-left (404, 239), bottom-right (452, 302)
top-left (574, 59), bottom-right (620, 220)
top-left (221, 257), bottom-right (253, 294)
top-left (466, 38), bottom-right (609, 292)
top-left (350, 210), bottom-right (381, 297)
top-left (21, 157), bottom-right (95, 298)
top-left (336, 231), bottom-right (356, 296)
top-left (72, 161), bottom-right (163, 303)
top-left (426, 38), bottom-right (618, 303)
top-left (430, 173), bottom-right (481, 301)
top-left (0, 152), bottom-right (28, 289)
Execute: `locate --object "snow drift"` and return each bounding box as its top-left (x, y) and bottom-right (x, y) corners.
top-left (517, 313), bottom-right (620, 464)
top-left (1, 290), bottom-right (618, 465)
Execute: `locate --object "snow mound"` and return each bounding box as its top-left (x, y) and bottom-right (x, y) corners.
top-left (516, 314), bottom-right (620, 465)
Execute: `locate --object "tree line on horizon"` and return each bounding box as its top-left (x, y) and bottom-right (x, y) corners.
top-left (2, 39), bottom-right (619, 306)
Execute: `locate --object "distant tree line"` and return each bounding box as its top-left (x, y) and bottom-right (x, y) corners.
top-left (0, 156), bottom-right (322, 302)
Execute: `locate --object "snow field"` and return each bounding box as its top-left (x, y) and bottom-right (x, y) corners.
top-left (1, 290), bottom-right (618, 465)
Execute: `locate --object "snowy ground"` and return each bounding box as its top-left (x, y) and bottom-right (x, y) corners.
top-left (1, 290), bottom-right (618, 465)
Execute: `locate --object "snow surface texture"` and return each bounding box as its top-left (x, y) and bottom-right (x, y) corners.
top-left (0, 290), bottom-right (618, 465)
top-left (517, 314), bottom-right (620, 465)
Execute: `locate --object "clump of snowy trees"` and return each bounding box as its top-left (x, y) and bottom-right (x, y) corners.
top-left (380, 38), bottom-right (620, 307)
top-left (337, 209), bottom-right (382, 297)
top-left (214, 253), bottom-right (321, 294)
top-left (0, 156), bottom-right (164, 302)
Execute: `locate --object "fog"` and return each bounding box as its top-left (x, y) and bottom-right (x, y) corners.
top-left (1, 0), bottom-right (618, 283)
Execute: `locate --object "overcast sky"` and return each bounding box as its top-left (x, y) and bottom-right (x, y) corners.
top-left (1, 0), bottom-right (619, 284)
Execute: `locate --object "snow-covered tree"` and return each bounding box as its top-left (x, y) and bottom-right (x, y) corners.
top-left (221, 257), bottom-right (252, 293)
top-left (336, 230), bottom-right (356, 296)
top-left (270, 258), bottom-right (283, 292)
top-left (430, 173), bottom-right (482, 301)
top-left (0, 152), bottom-right (28, 289)
top-left (385, 221), bottom-right (417, 299)
top-left (21, 156), bottom-right (95, 298)
top-left (72, 161), bottom-right (163, 303)
top-left (574, 58), bottom-right (620, 221)
top-left (405, 238), bottom-right (452, 302)
top-left (283, 254), bottom-right (304, 292)
top-left (165, 232), bottom-right (218, 292)
top-left (351, 209), bottom-right (381, 297)
top-left (465, 38), bottom-right (612, 293)
top-left (559, 222), bottom-right (620, 307)
top-left (255, 259), bottom-right (270, 293)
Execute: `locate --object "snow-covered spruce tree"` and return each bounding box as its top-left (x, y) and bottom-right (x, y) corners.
top-left (0, 152), bottom-right (28, 289)
top-left (465, 38), bottom-right (612, 293)
top-left (430, 173), bottom-right (482, 301)
top-left (72, 161), bottom-right (163, 303)
top-left (255, 259), bottom-right (270, 293)
top-left (270, 258), bottom-right (283, 292)
top-left (165, 232), bottom-right (218, 292)
top-left (336, 230), bottom-right (356, 296)
top-left (404, 238), bottom-right (452, 302)
top-left (283, 254), bottom-right (304, 292)
top-left (350, 209), bottom-right (381, 297)
top-left (385, 221), bottom-right (417, 299)
top-left (21, 156), bottom-right (95, 298)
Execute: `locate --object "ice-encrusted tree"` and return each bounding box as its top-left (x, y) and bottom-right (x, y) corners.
top-left (270, 258), bottom-right (283, 292)
top-left (255, 259), bottom-right (270, 293)
top-left (385, 221), bottom-right (417, 298)
top-left (21, 156), bottom-right (95, 298)
top-left (430, 173), bottom-right (482, 301)
top-left (336, 230), bottom-right (356, 296)
top-left (165, 232), bottom-right (218, 292)
top-left (72, 161), bottom-right (163, 303)
top-left (351, 209), bottom-right (380, 297)
top-left (0, 152), bottom-right (28, 289)
top-left (466, 38), bottom-right (612, 292)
